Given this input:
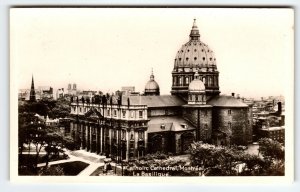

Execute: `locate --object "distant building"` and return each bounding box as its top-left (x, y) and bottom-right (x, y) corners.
top-left (121, 86), bottom-right (135, 96)
top-left (259, 126), bottom-right (285, 143)
top-left (56, 88), bottom-right (65, 99)
top-left (69, 19), bottom-right (253, 161)
top-left (78, 90), bottom-right (98, 99)
top-left (18, 89), bottom-right (30, 101)
top-left (45, 115), bottom-right (59, 126)
top-left (254, 102), bottom-right (285, 141)
top-left (38, 86), bottom-right (53, 99)
top-left (67, 83), bottom-right (77, 95)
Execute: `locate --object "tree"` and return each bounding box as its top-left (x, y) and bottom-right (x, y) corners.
top-left (18, 99), bottom-right (72, 174)
top-left (238, 153), bottom-right (267, 176)
top-left (258, 138), bottom-right (284, 160)
top-left (189, 141), bottom-right (285, 176)
top-left (63, 135), bottom-right (78, 151)
top-left (44, 128), bottom-right (64, 167)
top-left (189, 142), bottom-right (242, 176)
top-left (49, 98), bottom-right (71, 119)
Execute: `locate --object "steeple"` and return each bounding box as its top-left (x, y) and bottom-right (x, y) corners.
top-left (189, 18), bottom-right (200, 40)
top-left (29, 75), bottom-right (36, 102)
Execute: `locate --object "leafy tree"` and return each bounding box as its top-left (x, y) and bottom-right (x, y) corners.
top-left (43, 129), bottom-right (64, 167)
top-left (63, 135), bottom-right (79, 151)
top-left (258, 138), bottom-right (284, 160)
top-left (189, 141), bottom-right (285, 176)
top-left (189, 142), bottom-right (242, 176)
top-left (49, 98), bottom-right (71, 119)
top-left (238, 153), bottom-right (267, 176)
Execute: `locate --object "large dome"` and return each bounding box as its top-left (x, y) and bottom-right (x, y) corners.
top-left (171, 19), bottom-right (220, 100)
top-left (174, 20), bottom-right (217, 68)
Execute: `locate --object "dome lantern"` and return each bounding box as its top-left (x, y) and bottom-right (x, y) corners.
top-left (189, 19), bottom-right (200, 40)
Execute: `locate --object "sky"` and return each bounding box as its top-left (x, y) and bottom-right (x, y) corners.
top-left (10, 8), bottom-right (294, 99)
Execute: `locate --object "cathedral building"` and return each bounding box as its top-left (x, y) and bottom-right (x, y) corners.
top-left (69, 19), bottom-right (253, 161)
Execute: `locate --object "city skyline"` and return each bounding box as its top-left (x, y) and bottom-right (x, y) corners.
top-left (11, 8), bottom-right (293, 98)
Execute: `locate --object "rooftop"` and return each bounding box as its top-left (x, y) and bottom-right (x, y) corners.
top-left (122, 95), bottom-right (185, 108)
top-left (148, 116), bottom-right (195, 133)
top-left (207, 95), bottom-right (248, 107)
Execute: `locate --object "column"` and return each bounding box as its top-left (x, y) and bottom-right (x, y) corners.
top-left (90, 124), bottom-right (93, 152)
top-left (85, 124), bottom-right (88, 151)
top-left (116, 128), bottom-right (119, 162)
top-left (96, 126), bottom-right (99, 154)
top-left (80, 123), bottom-right (84, 149)
top-left (144, 130), bottom-right (148, 154)
top-left (100, 126), bottom-right (103, 154)
top-left (70, 121), bottom-right (73, 134)
top-left (134, 131), bottom-right (138, 159)
top-left (86, 124), bottom-right (90, 151)
top-left (109, 128), bottom-right (112, 156)
top-left (126, 130), bottom-right (129, 161)
top-left (73, 123), bottom-right (77, 140)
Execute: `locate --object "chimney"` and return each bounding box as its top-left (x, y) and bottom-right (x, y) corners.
top-left (277, 102), bottom-right (282, 115)
top-left (231, 93), bottom-right (235, 97)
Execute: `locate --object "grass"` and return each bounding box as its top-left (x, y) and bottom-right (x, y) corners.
top-left (48, 161), bottom-right (89, 176)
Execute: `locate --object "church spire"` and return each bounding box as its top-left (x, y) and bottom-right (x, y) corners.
top-left (189, 18), bottom-right (200, 40)
top-left (29, 75), bottom-right (36, 102)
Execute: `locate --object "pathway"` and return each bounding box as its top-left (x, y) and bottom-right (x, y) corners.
top-left (37, 150), bottom-right (105, 176)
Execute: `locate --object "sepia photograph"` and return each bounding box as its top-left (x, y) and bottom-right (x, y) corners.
top-left (10, 7), bottom-right (294, 182)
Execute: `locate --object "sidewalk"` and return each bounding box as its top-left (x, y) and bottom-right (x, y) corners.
top-left (37, 150), bottom-right (105, 176)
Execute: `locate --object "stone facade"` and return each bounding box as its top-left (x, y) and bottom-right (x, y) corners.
top-left (211, 107), bottom-right (252, 146)
top-left (182, 105), bottom-right (212, 141)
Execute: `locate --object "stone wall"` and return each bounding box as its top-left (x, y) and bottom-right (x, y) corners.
top-left (182, 106), bottom-right (212, 141)
top-left (212, 107), bottom-right (251, 146)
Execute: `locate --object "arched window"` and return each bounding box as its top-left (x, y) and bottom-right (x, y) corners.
top-left (195, 95), bottom-right (198, 102)
top-left (179, 77), bottom-right (182, 85)
top-left (185, 77), bottom-right (189, 85)
top-left (138, 131), bottom-right (144, 139)
top-left (209, 76), bottom-right (212, 86)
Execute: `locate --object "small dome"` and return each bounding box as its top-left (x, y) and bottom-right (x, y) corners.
top-left (189, 79), bottom-right (205, 92)
top-left (145, 80), bottom-right (160, 91)
top-left (145, 69), bottom-right (160, 96)
top-left (188, 71), bottom-right (205, 92)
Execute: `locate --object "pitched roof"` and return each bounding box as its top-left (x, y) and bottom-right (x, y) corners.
top-left (123, 95), bottom-right (185, 108)
top-left (147, 116), bottom-right (195, 133)
top-left (207, 95), bottom-right (248, 107)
